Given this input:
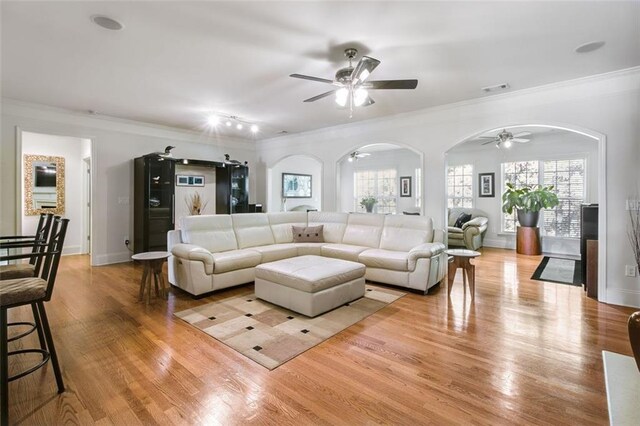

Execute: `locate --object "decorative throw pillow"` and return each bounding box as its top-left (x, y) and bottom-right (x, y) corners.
top-left (292, 225), bottom-right (324, 243)
top-left (454, 213), bottom-right (472, 229)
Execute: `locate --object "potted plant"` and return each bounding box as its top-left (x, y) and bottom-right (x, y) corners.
top-left (502, 182), bottom-right (559, 227)
top-left (360, 195), bottom-right (377, 213)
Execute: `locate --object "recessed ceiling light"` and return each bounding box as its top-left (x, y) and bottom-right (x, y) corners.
top-left (236, 123), bottom-right (243, 130)
top-left (91, 15), bottom-right (124, 31)
top-left (250, 125), bottom-right (259, 133)
top-left (575, 41), bottom-right (605, 54)
top-left (481, 83), bottom-right (510, 93)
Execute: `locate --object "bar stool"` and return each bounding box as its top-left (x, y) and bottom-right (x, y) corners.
top-left (0, 217), bottom-right (69, 426)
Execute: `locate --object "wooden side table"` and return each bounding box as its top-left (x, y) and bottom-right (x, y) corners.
top-left (446, 249), bottom-right (481, 298)
top-left (516, 226), bottom-right (541, 255)
top-left (131, 251), bottom-right (170, 304)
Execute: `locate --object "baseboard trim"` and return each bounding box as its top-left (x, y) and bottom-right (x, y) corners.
top-left (93, 251), bottom-right (132, 266)
top-left (483, 238), bottom-right (512, 249)
top-left (62, 245), bottom-right (82, 256)
top-left (605, 287), bottom-right (640, 309)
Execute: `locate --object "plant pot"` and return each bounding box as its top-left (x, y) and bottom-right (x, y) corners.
top-left (365, 205), bottom-right (374, 213)
top-left (517, 210), bottom-right (540, 227)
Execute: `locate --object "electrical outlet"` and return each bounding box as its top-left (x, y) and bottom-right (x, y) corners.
top-left (124, 237), bottom-right (130, 247)
top-left (626, 265), bottom-right (638, 277)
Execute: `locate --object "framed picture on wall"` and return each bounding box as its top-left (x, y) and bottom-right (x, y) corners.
top-left (400, 176), bottom-right (412, 197)
top-left (282, 173), bottom-right (312, 198)
top-left (176, 175), bottom-right (205, 187)
top-left (478, 172), bottom-right (495, 197)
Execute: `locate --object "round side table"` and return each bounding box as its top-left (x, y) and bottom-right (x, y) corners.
top-left (131, 251), bottom-right (170, 304)
top-left (445, 249), bottom-right (481, 298)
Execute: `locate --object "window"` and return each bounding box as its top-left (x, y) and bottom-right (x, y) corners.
top-left (542, 159), bottom-right (585, 237)
top-left (502, 159), bottom-right (585, 237)
top-left (447, 164), bottom-right (473, 208)
top-left (354, 169), bottom-right (397, 214)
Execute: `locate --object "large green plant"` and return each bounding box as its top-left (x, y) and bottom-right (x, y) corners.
top-left (501, 182), bottom-right (560, 214)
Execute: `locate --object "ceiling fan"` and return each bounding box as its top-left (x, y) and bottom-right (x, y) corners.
top-left (290, 48), bottom-right (418, 117)
top-left (348, 151), bottom-right (371, 162)
top-left (480, 130), bottom-right (531, 148)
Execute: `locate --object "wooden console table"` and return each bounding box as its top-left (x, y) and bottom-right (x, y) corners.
top-left (516, 226), bottom-right (541, 255)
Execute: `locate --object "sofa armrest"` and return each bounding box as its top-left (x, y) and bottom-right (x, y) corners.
top-left (462, 217), bottom-right (488, 230)
top-left (433, 229), bottom-right (445, 244)
top-left (171, 243), bottom-right (214, 274)
top-left (408, 242), bottom-right (445, 271)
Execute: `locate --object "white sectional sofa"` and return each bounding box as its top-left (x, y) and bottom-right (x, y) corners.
top-left (167, 212), bottom-right (447, 297)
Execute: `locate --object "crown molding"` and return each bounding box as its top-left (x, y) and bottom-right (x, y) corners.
top-left (1, 98), bottom-right (256, 150)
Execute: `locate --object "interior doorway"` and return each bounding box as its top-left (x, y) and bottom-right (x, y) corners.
top-left (17, 129), bottom-right (93, 259)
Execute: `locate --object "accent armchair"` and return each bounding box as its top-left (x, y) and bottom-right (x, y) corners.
top-left (447, 207), bottom-right (489, 250)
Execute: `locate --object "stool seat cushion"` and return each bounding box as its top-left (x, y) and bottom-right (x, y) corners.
top-left (0, 264), bottom-right (35, 280)
top-left (0, 277), bottom-right (46, 307)
top-left (255, 255), bottom-right (365, 293)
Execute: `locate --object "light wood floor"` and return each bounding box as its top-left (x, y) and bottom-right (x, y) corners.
top-left (5, 248), bottom-right (636, 425)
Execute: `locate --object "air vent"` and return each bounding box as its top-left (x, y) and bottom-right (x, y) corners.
top-left (481, 83), bottom-right (510, 93)
top-left (91, 15), bottom-right (124, 31)
top-left (277, 130), bottom-right (289, 134)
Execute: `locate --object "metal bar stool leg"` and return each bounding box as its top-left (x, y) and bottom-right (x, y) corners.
top-left (32, 303), bottom-right (48, 359)
top-left (36, 302), bottom-right (64, 393)
top-left (1, 308), bottom-right (9, 426)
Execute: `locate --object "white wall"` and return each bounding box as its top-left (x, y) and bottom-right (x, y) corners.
top-left (174, 164), bottom-right (216, 226)
top-left (338, 148), bottom-right (421, 213)
top-left (21, 131), bottom-right (89, 255)
top-left (267, 155), bottom-right (322, 212)
top-left (255, 68), bottom-right (640, 308)
top-left (1, 100), bottom-right (257, 266)
top-left (447, 131), bottom-right (599, 255)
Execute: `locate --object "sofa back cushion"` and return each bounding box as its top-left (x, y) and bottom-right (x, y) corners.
top-left (267, 212), bottom-right (308, 243)
top-left (342, 213), bottom-right (385, 248)
top-left (232, 213), bottom-right (275, 249)
top-left (380, 215), bottom-right (434, 252)
top-left (180, 215), bottom-right (237, 253)
top-left (448, 207), bottom-right (488, 227)
top-left (308, 211), bottom-right (348, 243)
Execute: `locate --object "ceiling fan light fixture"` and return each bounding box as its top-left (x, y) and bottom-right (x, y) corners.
top-left (503, 140), bottom-right (513, 148)
top-left (354, 88), bottom-right (368, 106)
top-left (250, 124), bottom-right (259, 133)
top-left (335, 88), bottom-right (349, 106)
top-left (225, 121), bottom-right (232, 127)
top-left (236, 123), bottom-right (243, 130)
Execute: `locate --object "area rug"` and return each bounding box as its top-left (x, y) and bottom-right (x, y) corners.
top-left (174, 285), bottom-right (405, 370)
top-left (531, 256), bottom-right (582, 286)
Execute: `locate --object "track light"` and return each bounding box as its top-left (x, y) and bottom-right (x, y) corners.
top-left (207, 113), bottom-right (260, 134)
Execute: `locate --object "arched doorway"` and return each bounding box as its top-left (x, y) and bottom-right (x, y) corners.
top-left (444, 124), bottom-right (606, 300)
top-left (336, 143), bottom-right (423, 214)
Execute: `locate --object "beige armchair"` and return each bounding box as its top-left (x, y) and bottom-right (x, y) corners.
top-left (447, 207), bottom-right (489, 250)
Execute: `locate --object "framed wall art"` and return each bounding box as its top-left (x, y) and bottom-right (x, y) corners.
top-left (478, 172), bottom-right (495, 197)
top-left (400, 176), bottom-right (412, 197)
top-left (282, 173), bottom-right (312, 198)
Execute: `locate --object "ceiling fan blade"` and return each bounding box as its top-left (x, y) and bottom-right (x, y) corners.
top-left (303, 90), bottom-right (336, 103)
top-left (366, 79), bottom-right (418, 90)
top-left (513, 132), bottom-right (532, 138)
top-left (351, 56), bottom-right (380, 84)
top-left (361, 96), bottom-right (375, 107)
top-left (481, 140), bottom-right (496, 145)
top-left (512, 138), bottom-right (530, 143)
top-left (478, 136), bottom-right (497, 139)
top-left (290, 74), bottom-right (334, 84)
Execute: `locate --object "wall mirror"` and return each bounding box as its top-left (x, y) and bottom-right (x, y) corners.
top-left (24, 154), bottom-right (65, 215)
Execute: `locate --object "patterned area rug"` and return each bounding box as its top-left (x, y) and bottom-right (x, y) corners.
top-left (175, 285), bottom-right (405, 370)
top-left (531, 256), bottom-right (582, 286)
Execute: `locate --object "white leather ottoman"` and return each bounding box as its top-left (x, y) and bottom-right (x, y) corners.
top-left (255, 255), bottom-right (366, 317)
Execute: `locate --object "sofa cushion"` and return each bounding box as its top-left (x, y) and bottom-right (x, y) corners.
top-left (308, 211), bottom-right (348, 243)
top-left (252, 244), bottom-right (298, 263)
top-left (454, 213), bottom-right (472, 228)
top-left (292, 225), bottom-right (324, 243)
top-left (232, 213), bottom-right (275, 249)
top-left (211, 249), bottom-right (262, 274)
top-left (267, 212), bottom-right (308, 243)
top-left (180, 215), bottom-right (238, 253)
top-left (321, 244), bottom-right (369, 262)
top-left (380, 215), bottom-right (433, 252)
top-left (358, 249), bottom-right (410, 271)
top-left (341, 213), bottom-right (385, 248)
top-left (293, 242), bottom-right (326, 256)
top-left (255, 255), bottom-right (365, 293)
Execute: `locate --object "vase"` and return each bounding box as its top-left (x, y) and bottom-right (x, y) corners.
top-left (517, 210), bottom-right (540, 227)
top-left (365, 205), bottom-right (374, 213)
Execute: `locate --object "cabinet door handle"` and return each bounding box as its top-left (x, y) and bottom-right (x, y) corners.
top-left (172, 194), bottom-right (175, 224)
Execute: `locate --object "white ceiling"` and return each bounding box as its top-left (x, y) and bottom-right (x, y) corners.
top-left (2, 1), bottom-right (639, 139)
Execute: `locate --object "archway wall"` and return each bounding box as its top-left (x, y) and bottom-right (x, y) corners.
top-left (266, 154), bottom-right (322, 212)
top-left (255, 67), bottom-right (640, 307)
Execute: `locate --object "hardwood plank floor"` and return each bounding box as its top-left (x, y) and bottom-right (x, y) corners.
top-left (5, 248), bottom-right (636, 425)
